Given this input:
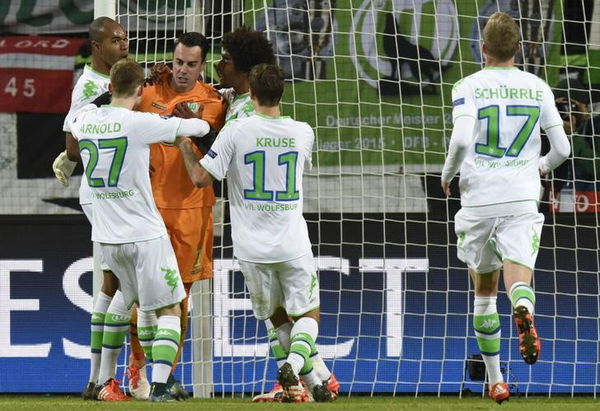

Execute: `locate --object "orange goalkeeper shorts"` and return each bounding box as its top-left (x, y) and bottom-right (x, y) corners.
top-left (159, 206), bottom-right (214, 283)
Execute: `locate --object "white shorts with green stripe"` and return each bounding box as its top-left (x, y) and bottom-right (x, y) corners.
top-left (455, 210), bottom-right (544, 274)
top-left (101, 234), bottom-right (186, 311)
top-left (238, 252), bottom-right (320, 320)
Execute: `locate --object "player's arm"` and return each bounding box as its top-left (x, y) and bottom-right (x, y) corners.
top-left (539, 124), bottom-right (570, 175)
top-left (440, 80), bottom-right (477, 196)
top-left (441, 115), bottom-right (477, 196)
top-left (539, 82), bottom-right (571, 175)
top-left (65, 132), bottom-right (81, 162)
top-left (175, 137), bottom-right (214, 188)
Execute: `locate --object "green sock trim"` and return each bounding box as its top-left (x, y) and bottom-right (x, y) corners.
top-left (102, 330), bottom-right (128, 348)
top-left (510, 285), bottom-right (536, 307)
top-left (291, 332), bottom-right (316, 352)
top-left (91, 312), bottom-right (105, 326)
top-left (474, 312), bottom-right (500, 355)
top-left (476, 336), bottom-right (501, 355)
top-left (154, 328), bottom-right (180, 344)
top-left (104, 313), bottom-right (130, 326)
top-left (473, 313), bottom-right (500, 334)
top-left (91, 331), bottom-right (103, 351)
top-left (299, 357), bottom-right (313, 375)
top-left (290, 342), bottom-right (311, 362)
top-left (153, 345), bottom-right (178, 363)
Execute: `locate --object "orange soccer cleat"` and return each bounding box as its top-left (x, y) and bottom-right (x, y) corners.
top-left (513, 306), bottom-right (541, 365)
top-left (252, 383), bottom-right (285, 402)
top-left (488, 382), bottom-right (510, 404)
top-left (97, 378), bottom-right (131, 401)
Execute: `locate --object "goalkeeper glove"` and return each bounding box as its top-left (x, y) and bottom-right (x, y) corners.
top-left (52, 150), bottom-right (77, 187)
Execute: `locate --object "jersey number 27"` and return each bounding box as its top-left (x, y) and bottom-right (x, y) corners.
top-left (79, 137), bottom-right (128, 187)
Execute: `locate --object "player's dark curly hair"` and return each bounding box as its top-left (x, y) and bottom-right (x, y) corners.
top-left (176, 32), bottom-right (210, 61)
top-left (222, 27), bottom-right (275, 74)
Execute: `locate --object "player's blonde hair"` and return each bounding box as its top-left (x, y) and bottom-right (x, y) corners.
top-left (109, 58), bottom-right (144, 97)
top-left (483, 12), bottom-right (520, 62)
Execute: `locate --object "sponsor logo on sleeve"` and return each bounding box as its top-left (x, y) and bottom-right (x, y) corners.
top-left (207, 149), bottom-right (217, 158)
top-left (453, 97), bottom-right (465, 106)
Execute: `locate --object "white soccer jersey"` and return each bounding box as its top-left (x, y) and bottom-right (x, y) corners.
top-left (63, 65), bottom-right (111, 206)
top-left (200, 114), bottom-right (315, 263)
top-left (449, 67), bottom-right (564, 207)
top-left (69, 104), bottom-right (183, 243)
top-left (219, 88), bottom-right (255, 123)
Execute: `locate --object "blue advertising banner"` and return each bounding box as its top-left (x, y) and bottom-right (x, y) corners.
top-left (0, 214), bottom-right (598, 394)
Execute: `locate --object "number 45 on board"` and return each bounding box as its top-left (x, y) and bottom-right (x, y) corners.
top-left (4, 77), bottom-right (36, 97)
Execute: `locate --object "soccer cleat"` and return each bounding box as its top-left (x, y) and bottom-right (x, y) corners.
top-left (127, 360), bottom-right (151, 400)
top-left (323, 373), bottom-right (340, 400)
top-left (148, 382), bottom-right (177, 403)
top-left (167, 374), bottom-right (190, 401)
top-left (81, 382), bottom-right (98, 400)
top-left (513, 305), bottom-right (541, 365)
top-left (277, 363), bottom-right (308, 403)
top-left (312, 383), bottom-right (333, 402)
top-left (488, 382), bottom-right (510, 404)
top-left (252, 383), bottom-right (285, 402)
top-left (96, 378), bottom-right (131, 401)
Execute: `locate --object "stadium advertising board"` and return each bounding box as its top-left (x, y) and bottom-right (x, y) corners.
top-left (0, 215), bottom-right (597, 394)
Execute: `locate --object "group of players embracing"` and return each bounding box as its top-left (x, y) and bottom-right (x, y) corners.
top-left (53, 17), bottom-right (339, 403)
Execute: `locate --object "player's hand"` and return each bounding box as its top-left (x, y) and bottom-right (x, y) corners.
top-left (52, 150), bottom-right (77, 187)
top-left (441, 179), bottom-right (451, 197)
top-left (173, 101), bottom-right (204, 119)
top-left (145, 62), bottom-right (171, 85)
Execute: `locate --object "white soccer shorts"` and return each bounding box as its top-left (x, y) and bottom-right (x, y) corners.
top-left (81, 203), bottom-right (110, 271)
top-left (100, 234), bottom-right (186, 311)
top-left (238, 252), bottom-right (320, 320)
top-left (454, 210), bottom-right (544, 274)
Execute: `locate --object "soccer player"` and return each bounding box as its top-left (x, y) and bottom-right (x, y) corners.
top-left (67, 58), bottom-right (213, 402)
top-left (176, 63), bottom-right (334, 403)
top-left (52, 16), bottom-right (132, 401)
top-left (216, 27), bottom-right (339, 403)
top-left (440, 12), bottom-right (570, 404)
top-left (125, 31), bottom-right (227, 400)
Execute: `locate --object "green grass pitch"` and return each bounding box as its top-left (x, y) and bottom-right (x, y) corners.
top-left (0, 396), bottom-right (598, 410)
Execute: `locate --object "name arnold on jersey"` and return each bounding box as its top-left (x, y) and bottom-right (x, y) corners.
top-left (79, 122), bottom-right (122, 135)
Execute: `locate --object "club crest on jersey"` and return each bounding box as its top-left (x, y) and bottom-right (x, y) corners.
top-left (152, 102), bottom-right (167, 110)
top-left (187, 102), bottom-right (199, 112)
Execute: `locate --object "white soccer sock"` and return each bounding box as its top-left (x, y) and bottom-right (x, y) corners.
top-left (509, 281), bottom-right (535, 314)
top-left (89, 291), bottom-right (112, 383)
top-left (275, 322), bottom-right (293, 368)
top-left (152, 315), bottom-right (181, 384)
top-left (310, 352), bottom-right (331, 381)
top-left (288, 317), bottom-right (321, 388)
top-left (473, 297), bottom-right (503, 385)
top-left (97, 291), bottom-right (132, 385)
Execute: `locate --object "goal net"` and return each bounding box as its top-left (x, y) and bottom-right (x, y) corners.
top-left (110, 0), bottom-right (600, 398)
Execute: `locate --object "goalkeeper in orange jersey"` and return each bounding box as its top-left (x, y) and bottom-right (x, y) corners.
top-left (125, 31), bottom-right (226, 400)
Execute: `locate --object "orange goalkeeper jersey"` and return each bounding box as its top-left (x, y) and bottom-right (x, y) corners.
top-left (138, 79), bottom-right (226, 208)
